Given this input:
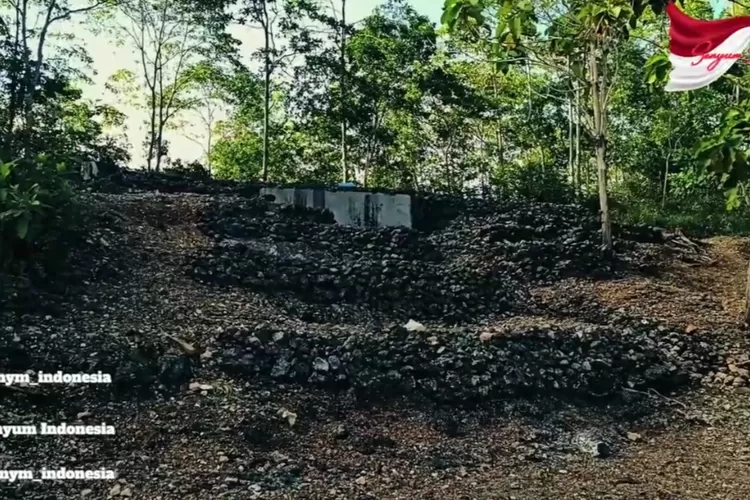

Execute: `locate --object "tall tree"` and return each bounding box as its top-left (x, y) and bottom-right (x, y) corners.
top-left (340, 0), bottom-right (347, 182)
top-left (108, 0), bottom-right (211, 171)
top-left (2, 0), bottom-right (111, 154)
top-left (167, 62), bottom-right (229, 173)
top-left (441, 0), bottom-right (674, 249)
top-left (241, 0), bottom-right (297, 181)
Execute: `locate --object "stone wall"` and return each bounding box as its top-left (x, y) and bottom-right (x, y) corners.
top-left (260, 187), bottom-right (412, 228)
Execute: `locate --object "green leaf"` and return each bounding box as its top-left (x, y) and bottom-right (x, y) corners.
top-left (499, 0), bottom-right (512, 19)
top-left (496, 20), bottom-right (507, 39)
top-left (15, 215), bottom-right (29, 239)
top-left (466, 6), bottom-right (484, 25)
top-left (726, 187), bottom-right (741, 211)
top-left (0, 161), bottom-right (11, 180)
top-left (441, 2), bottom-right (460, 26)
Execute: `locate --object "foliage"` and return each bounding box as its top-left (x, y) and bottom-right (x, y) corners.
top-left (165, 158), bottom-right (210, 179)
top-left (106, 0), bottom-right (220, 172)
top-left (492, 161), bottom-right (574, 203)
top-left (0, 0), bottom-right (131, 290)
top-left (0, 156), bottom-right (79, 275)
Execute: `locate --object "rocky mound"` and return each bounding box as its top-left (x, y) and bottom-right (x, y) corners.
top-left (190, 196), bottom-right (626, 323)
top-left (426, 201), bottom-right (613, 283)
top-left (90, 168), bottom-right (259, 195)
top-left (216, 317), bottom-right (721, 403)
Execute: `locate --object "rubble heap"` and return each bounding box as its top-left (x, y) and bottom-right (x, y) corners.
top-left (191, 197), bottom-right (618, 322)
top-left (216, 318), bottom-right (721, 402)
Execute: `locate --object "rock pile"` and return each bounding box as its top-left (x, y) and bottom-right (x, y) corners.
top-left (705, 354), bottom-right (750, 389)
top-left (192, 197), bottom-right (521, 322)
top-left (91, 169), bottom-right (261, 196)
top-left (427, 201), bottom-right (615, 283)
top-left (216, 318), bottom-right (721, 402)
top-left (191, 197), bottom-right (622, 322)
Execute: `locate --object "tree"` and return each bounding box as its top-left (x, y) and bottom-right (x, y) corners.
top-left (283, 0), bottom-right (353, 182)
top-left (208, 66), bottom-right (305, 181)
top-left (0, 0), bottom-right (112, 155)
top-left (107, 0), bottom-right (212, 172)
top-left (441, 0), bottom-right (674, 249)
top-left (167, 62), bottom-right (229, 174)
top-left (642, 1), bottom-right (750, 323)
top-left (239, 0), bottom-right (298, 181)
top-left (339, 0), bottom-right (347, 182)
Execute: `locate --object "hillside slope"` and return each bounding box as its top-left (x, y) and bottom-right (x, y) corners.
top-left (1, 189), bottom-right (750, 499)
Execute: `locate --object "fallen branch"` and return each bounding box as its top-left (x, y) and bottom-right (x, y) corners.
top-left (161, 333), bottom-right (203, 357)
top-left (622, 387), bottom-right (687, 409)
top-left (622, 387), bottom-right (710, 424)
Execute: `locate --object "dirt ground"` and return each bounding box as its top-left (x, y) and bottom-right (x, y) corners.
top-left (3, 195), bottom-right (750, 500)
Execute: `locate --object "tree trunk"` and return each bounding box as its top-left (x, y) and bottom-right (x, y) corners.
top-left (662, 153), bottom-right (670, 208)
top-left (19, 0), bottom-right (30, 153)
top-left (155, 120), bottom-right (165, 172)
top-left (589, 41), bottom-right (612, 250)
top-left (745, 259), bottom-right (750, 325)
top-left (540, 146), bottom-right (545, 172)
top-left (568, 56), bottom-right (575, 188)
top-left (575, 54), bottom-right (588, 194)
top-left (662, 113), bottom-right (672, 207)
top-left (6, 5), bottom-right (22, 154)
top-left (576, 55), bottom-right (583, 196)
top-left (340, 0), bottom-right (348, 182)
top-left (155, 68), bottom-right (165, 173)
top-left (25, 1), bottom-right (56, 136)
top-left (595, 143), bottom-right (611, 248)
top-left (568, 95), bottom-right (574, 186)
top-left (261, 1), bottom-right (270, 182)
top-left (146, 50), bottom-right (158, 172)
top-left (206, 128), bottom-right (213, 176)
top-left (492, 70), bottom-right (503, 181)
top-left (155, 93), bottom-right (165, 172)
top-left (146, 97), bottom-right (156, 171)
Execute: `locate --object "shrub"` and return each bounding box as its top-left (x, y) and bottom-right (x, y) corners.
top-left (165, 159), bottom-right (210, 180)
top-left (0, 156), bottom-right (79, 278)
top-left (491, 162), bottom-right (574, 203)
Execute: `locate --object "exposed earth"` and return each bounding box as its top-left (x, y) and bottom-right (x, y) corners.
top-left (2, 177), bottom-right (750, 500)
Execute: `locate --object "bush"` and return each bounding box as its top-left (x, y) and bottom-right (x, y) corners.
top-left (615, 197), bottom-right (750, 237)
top-left (165, 159), bottom-right (210, 180)
top-left (491, 162), bottom-right (574, 203)
top-left (612, 170), bottom-right (750, 237)
top-left (0, 156), bottom-right (79, 277)
top-left (89, 138), bottom-right (130, 177)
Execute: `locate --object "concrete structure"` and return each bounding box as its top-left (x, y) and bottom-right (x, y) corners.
top-left (260, 187), bottom-right (412, 228)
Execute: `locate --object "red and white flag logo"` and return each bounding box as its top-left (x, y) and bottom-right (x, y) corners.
top-left (666, 1), bottom-right (750, 91)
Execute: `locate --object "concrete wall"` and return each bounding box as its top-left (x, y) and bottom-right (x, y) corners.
top-left (260, 187), bottom-right (412, 228)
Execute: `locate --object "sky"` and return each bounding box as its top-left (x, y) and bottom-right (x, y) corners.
top-left (709, 0), bottom-right (727, 19)
top-left (71, 0), bottom-right (443, 169)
